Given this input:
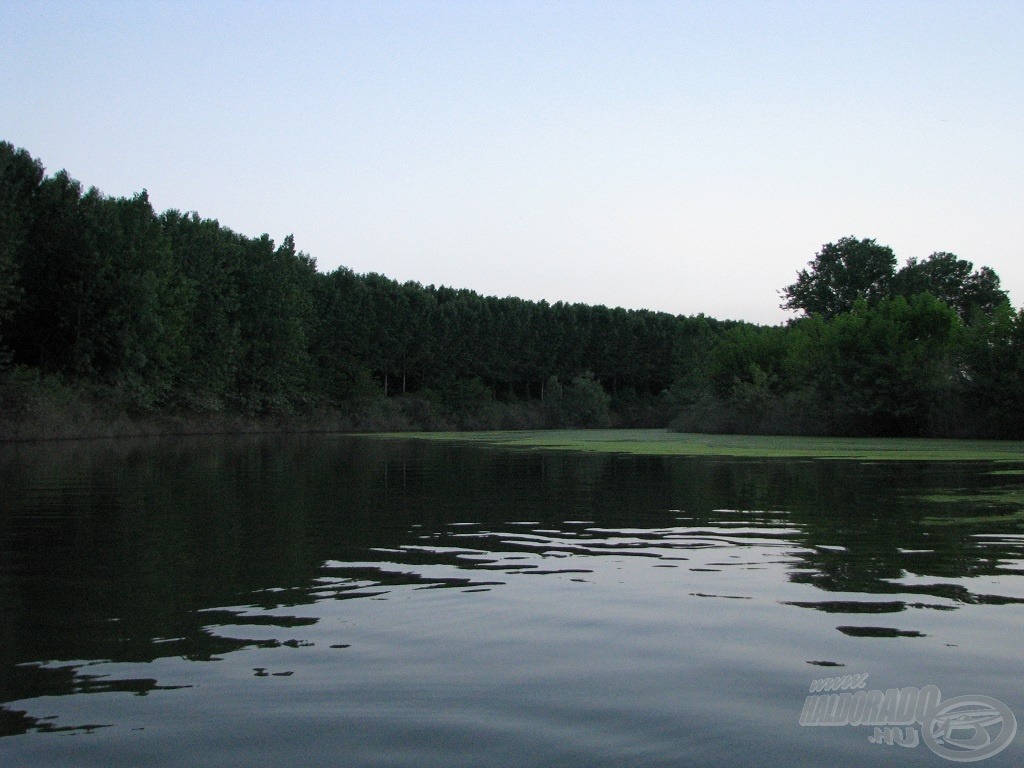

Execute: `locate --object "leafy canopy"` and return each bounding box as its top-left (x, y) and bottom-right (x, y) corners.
top-left (782, 236), bottom-right (1009, 324)
top-left (781, 236), bottom-right (896, 319)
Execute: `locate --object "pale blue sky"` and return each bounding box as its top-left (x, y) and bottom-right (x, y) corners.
top-left (3, 1), bottom-right (1022, 323)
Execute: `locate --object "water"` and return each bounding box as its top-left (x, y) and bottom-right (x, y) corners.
top-left (1, 434), bottom-right (1022, 766)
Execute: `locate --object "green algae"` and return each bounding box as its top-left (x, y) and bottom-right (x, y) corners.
top-left (374, 429), bottom-right (1024, 462)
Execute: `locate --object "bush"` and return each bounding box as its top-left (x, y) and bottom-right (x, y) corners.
top-left (561, 372), bottom-right (612, 428)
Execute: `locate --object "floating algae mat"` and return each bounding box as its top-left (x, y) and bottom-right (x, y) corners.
top-left (377, 429), bottom-right (1024, 462)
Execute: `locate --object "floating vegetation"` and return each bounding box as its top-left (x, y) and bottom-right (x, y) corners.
top-left (377, 429), bottom-right (1024, 462)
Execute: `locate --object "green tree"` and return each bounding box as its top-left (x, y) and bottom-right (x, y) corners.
top-left (781, 236), bottom-right (897, 318)
top-left (891, 251), bottom-right (1009, 323)
top-left (0, 143), bottom-right (44, 346)
top-left (232, 234), bottom-right (318, 412)
top-left (808, 296), bottom-right (962, 435)
top-left (94, 190), bottom-right (187, 403)
top-left (561, 371), bottom-right (612, 427)
top-left (161, 210), bottom-right (247, 409)
top-left (6, 179), bottom-right (186, 405)
top-left (7, 170), bottom-right (91, 373)
top-left (960, 305), bottom-right (1024, 437)
top-left (309, 267), bottom-right (375, 402)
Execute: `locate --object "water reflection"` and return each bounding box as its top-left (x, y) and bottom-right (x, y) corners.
top-left (1, 434), bottom-right (1022, 765)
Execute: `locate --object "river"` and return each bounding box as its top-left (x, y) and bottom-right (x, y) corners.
top-left (1, 434), bottom-right (1021, 766)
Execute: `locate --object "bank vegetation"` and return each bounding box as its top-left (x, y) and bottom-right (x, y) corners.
top-left (3, 142), bottom-right (1023, 440)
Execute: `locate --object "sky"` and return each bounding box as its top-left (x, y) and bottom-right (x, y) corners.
top-left (2, 1), bottom-right (1022, 324)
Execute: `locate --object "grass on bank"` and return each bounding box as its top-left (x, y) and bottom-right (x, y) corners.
top-left (375, 429), bottom-right (1024, 462)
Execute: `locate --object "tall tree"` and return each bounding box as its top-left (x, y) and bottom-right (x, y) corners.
top-left (781, 236), bottom-right (897, 318)
top-left (6, 170), bottom-right (88, 372)
top-left (960, 305), bottom-right (1024, 436)
top-left (0, 143), bottom-right (44, 345)
top-left (161, 210), bottom-right (246, 409)
top-left (803, 296), bottom-right (962, 436)
top-left (309, 267), bottom-right (375, 402)
top-left (92, 190), bottom-right (187, 402)
top-left (891, 251), bottom-right (1009, 323)
top-left (232, 233), bottom-right (317, 412)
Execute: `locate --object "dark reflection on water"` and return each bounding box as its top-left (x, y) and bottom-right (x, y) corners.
top-left (1, 434), bottom-right (1022, 766)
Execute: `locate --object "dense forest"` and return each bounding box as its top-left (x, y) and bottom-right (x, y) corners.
top-left (2, 141), bottom-right (1023, 439)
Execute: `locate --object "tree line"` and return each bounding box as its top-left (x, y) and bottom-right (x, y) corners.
top-left (679, 237), bottom-right (1024, 437)
top-left (2, 141), bottom-right (1022, 437)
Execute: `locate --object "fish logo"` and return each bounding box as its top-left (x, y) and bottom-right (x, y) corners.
top-left (922, 695), bottom-right (1017, 762)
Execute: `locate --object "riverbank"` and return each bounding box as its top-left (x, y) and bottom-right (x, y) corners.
top-left (0, 397), bottom-right (416, 443)
top-left (6, 397), bottom-right (1024, 462)
top-left (0, 367), bottom-right (666, 442)
top-left (0, 372), bottom-right (556, 442)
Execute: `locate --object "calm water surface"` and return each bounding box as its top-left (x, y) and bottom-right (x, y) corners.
top-left (1, 434), bottom-right (1022, 766)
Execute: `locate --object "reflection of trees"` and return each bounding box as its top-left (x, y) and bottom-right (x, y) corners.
top-left (665, 457), bottom-right (1024, 599)
top-left (0, 437), bottom-right (331, 720)
top-left (2, 436), bottom-right (1022, 733)
top-left (2, 703), bottom-right (110, 737)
